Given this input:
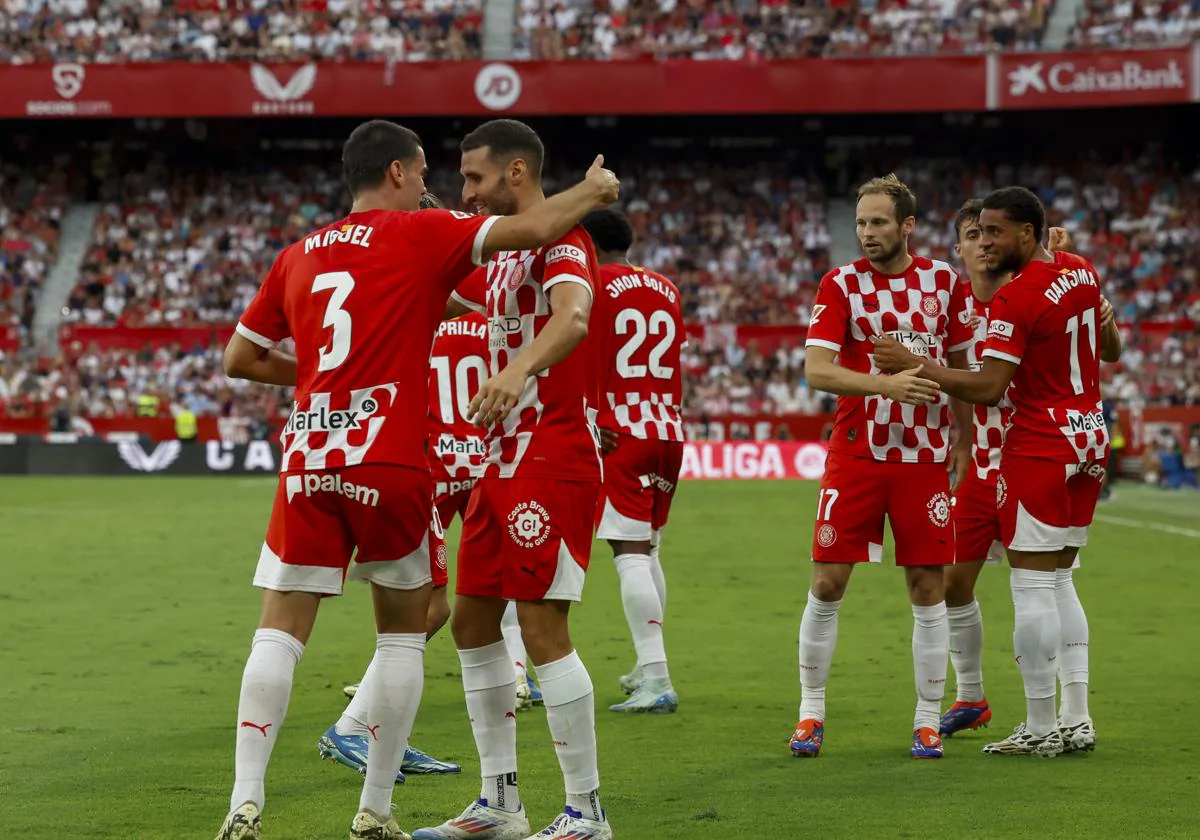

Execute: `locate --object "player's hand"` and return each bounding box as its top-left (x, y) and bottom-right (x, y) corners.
top-left (1100, 296), bottom-right (1115, 329)
top-left (598, 427), bottom-right (619, 454)
top-left (586, 155), bottom-right (620, 205)
top-left (1047, 226), bottom-right (1073, 252)
top-left (869, 334), bottom-right (920, 374)
top-left (947, 444), bottom-right (971, 494)
top-left (881, 366), bottom-right (941, 405)
top-left (468, 365), bottom-right (529, 428)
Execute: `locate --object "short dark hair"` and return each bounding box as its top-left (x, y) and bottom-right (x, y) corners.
top-left (982, 186), bottom-right (1045, 241)
top-left (954, 198), bottom-right (984, 240)
top-left (461, 119), bottom-right (544, 179)
top-left (856, 173), bottom-right (916, 224)
top-left (342, 120), bottom-right (423, 196)
top-left (418, 192), bottom-right (446, 210)
top-left (581, 208), bottom-right (633, 253)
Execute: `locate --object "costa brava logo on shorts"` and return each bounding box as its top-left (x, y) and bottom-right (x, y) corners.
top-left (996, 475), bottom-right (1008, 508)
top-left (508, 500), bottom-right (552, 548)
top-left (927, 492), bottom-right (951, 527)
top-left (817, 524), bottom-right (837, 548)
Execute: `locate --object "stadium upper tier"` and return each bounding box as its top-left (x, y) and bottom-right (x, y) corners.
top-left (0, 161), bottom-right (67, 333)
top-left (0, 0), bottom-right (1192, 63)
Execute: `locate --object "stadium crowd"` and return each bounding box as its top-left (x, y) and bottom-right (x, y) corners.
top-left (8, 0), bottom-right (1196, 64)
top-left (1, 148), bottom-right (1197, 429)
top-left (1, 161), bottom-right (67, 333)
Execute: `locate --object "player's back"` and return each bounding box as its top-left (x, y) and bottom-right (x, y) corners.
top-left (593, 263), bottom-right (685, 441)
top-left (428, 312), bottom-right (489, 482)
top-left (983, 250), bottom-right (1108, 463)
top-left (243, 208), bottom-right (491, 472)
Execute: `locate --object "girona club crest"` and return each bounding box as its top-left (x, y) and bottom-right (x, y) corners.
top-left (817, 524), bottom-right (837, 548)
top-left (921, 295), bottom-right (940, 317)
top-left (996, 475), bottom-right (1009, 509)
top-left (927, 492), bottom-right (951, 527)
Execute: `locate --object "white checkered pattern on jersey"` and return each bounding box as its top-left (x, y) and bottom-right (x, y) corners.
top-left (608, 391), bottom-right (684, 441)
top-left (280, 383), bottom-right (399, 472)
top-left (964, 296), bottom-right (1013, 481)
top-left (834, 260), bottom-right (963, 463)
top-left (1054, 403), bottom-right (1111, 464)
top-left (431, 433), bottom-right (486, 481)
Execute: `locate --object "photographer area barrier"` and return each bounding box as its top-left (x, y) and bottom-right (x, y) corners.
top-left (1, 440), bottom-right (830, 479)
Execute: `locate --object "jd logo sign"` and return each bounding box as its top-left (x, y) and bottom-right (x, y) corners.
top-left (475, 63), bottom-right (522, 111)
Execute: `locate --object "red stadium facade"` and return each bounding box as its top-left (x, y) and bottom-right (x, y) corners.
top-left (2, 47), bottom-right (1197, 118)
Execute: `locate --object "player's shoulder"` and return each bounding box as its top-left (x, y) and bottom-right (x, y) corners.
top-left (1054, 250), bottom-right (1101, 276)
top-left (910, 253), bottom-right (960, 282)
top-left (818, 259), bottom-right (866, 289)
top-left (543, 225), bottom-right (596, 271)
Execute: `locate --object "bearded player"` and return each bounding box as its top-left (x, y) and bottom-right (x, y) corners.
top-left (790, 173), bottom-right (975, 760)
top-left (414, 119), bottom-right (612, 840)
top-left (872, 186), bottom-right (1119, 757)
top-left (214, 121), bottom-right (620, 840)
top-left (581, 207), bottom-right (685, 714)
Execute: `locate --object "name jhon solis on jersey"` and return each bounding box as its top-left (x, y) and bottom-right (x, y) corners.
top-left (304, 224), bottom-right (375, 253)
top-left (1044, 267), bottom-right (1098, 304)
top-left (605, 272), bottom-right (677, 301)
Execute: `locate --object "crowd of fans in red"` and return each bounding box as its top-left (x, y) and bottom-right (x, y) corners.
top-left (2, 0), bottom-right (1193, 65)
top-left (1, 150), bottom-right (1197, 429)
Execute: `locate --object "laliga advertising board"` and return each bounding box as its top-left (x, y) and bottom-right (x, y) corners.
top-left (679, 441), bottom-right (828, 480)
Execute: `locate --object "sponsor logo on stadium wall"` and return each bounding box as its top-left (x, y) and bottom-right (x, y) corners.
top-left (475, 63), bottom-right (522, 111)
top-left (26, 63), bottom-right (113, 116)
top-left (995, 48), bottom-right (1194, 109)
top-left (680, 442), bottom-right (828, 480)
top-left (250, 64), bottom-right (317, 114)
top-left (117, 441), bottom-right (182, 472)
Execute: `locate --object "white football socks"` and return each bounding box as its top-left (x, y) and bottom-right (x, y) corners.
top-left (649, 533), bottom-right (667, 611)
top-left (1055, 568), bottom-right (1091, 726)
top-left (336, 657), bottom-right (373, 736)
top-left (538, 651), bottom-right (602, 822)
top-left (1011, 568), bottom-right (1061, 737)
top-left (230, 628), bottom-right (305, 812)
top-left (500, 601), bottom-right (528, 683)
top-left (798, 592), bottom-right (841, 722)
top-left (459, 641), bottom-right (520, 812)
top-left (359, 633), bottom-right (426, 818)
top-left (947, 600), bottom-right (985, 703)
top-left (912, 602), bottom-right (949, 730)
top-left (613, 553), bottom-right (670, 683)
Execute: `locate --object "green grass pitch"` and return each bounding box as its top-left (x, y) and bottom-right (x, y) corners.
top-left (0, 477), bottom-right (1197, 838)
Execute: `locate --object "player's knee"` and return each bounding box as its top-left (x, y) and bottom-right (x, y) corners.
top-left (449, 595), bottom-right (506, 650)
top-left (943, 568), bottom-right (976, 607)
top-left (517, 602), bottom-right (572, 665)
top-left (809, 565), bottom-right (851, 602)
top-left (426, 590), bottom-right (451, 640)
top-left (907, 568), bottom-right (946, 606)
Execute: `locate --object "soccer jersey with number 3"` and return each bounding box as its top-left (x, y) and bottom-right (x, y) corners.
top-left (236, 208), bottom-right (497, 474)
top-left (982, 250), bottom-right (1110, 464)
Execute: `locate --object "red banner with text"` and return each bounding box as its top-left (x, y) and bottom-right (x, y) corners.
top-left (681, 441), bottom-right (829, 480)
top-left (1, 48), bottom-right (1194, 119)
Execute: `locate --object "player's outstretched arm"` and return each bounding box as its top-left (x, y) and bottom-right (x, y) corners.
top-left (223, 332), bottom-right (297, 386)
top-left (946, 349), bottom-right (974, 492)
top-left (467, 282), bottom-right (591, 427)
top-left (479, 156), bottom-right (619, 261)
top-left (806, 346), bottom-right (940, 405)
top-left (1099, 296), bottom-right (1122, 363)
top-left (871, 335), bottom-right (1011, 406)
top-left (444, 297), bottom-right (472, 320)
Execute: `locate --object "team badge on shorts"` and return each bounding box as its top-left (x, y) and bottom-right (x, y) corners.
top-left (996, 475), bottom-right (1008, 509)
top-left (921, 295), bottom-right (940, 316)
top-left (436, 543), bottom-right (448, 570)
top-left (508, 500), bottom-right (552, 548)
top-left (817, 523), bottom-right (837, 548)
top-left (927, 492), bottom-right (951, 527)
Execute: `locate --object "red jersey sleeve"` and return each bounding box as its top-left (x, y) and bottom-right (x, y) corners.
top-left (981, 286), bottom-right (1029, 365)
top-left (947, 278), bottom-right (974, 353)
top-left (805, 271), bottom-right (851, 352)
top-left (541, 229), bottom-right (594, 300)
top-left (408, 210), bottom-right (499, 292)
top-left (450, 267), bottom-right (487, 315)
top-left (236, 251), bottom-right (290, 348)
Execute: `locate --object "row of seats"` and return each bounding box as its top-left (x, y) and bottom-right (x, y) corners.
top-left (6, 0), bottom-right (1191, 63)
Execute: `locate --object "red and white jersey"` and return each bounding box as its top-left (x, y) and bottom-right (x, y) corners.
top-left (982, 251), bottom-right (1110, 465)
top-left (450, 226), bottom-right (601, 482)
top-left (805, 256), bottom-right (973, 463)
top-left (592, 263), bottom-right (686, 441)
top-left (962, 291), bottom-right (1014, 481)
top-left (427, 313), bottom-right (489, 483)
top-left (237, 208), bottom-right (496, 473)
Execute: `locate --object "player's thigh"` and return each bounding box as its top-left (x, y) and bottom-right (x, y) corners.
top-left (651, 440), bottom-right (684, 531)
top-left (888, 461), bottom-right (954, 567)
top-left (435, 479), bottom-right (477, 525)
top-left (456, 478), bottom-right (506, 599)
top-left (998, 455), bottom-right (1074, 553)
top-left (497, 478), bottom-right (600, 603)
top-left (341, 465), bottom-right (436, 591)
top-left (811, 454), bottom-right (887, 564)
top-left (953, 471), bottom-right (1004, 565)
top-left (596, 437), bottom-right (657, 542)
top-left (255, 472), bottom-right (355, 596)
top-left (1065, 462), bottom-right (1106, 549)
